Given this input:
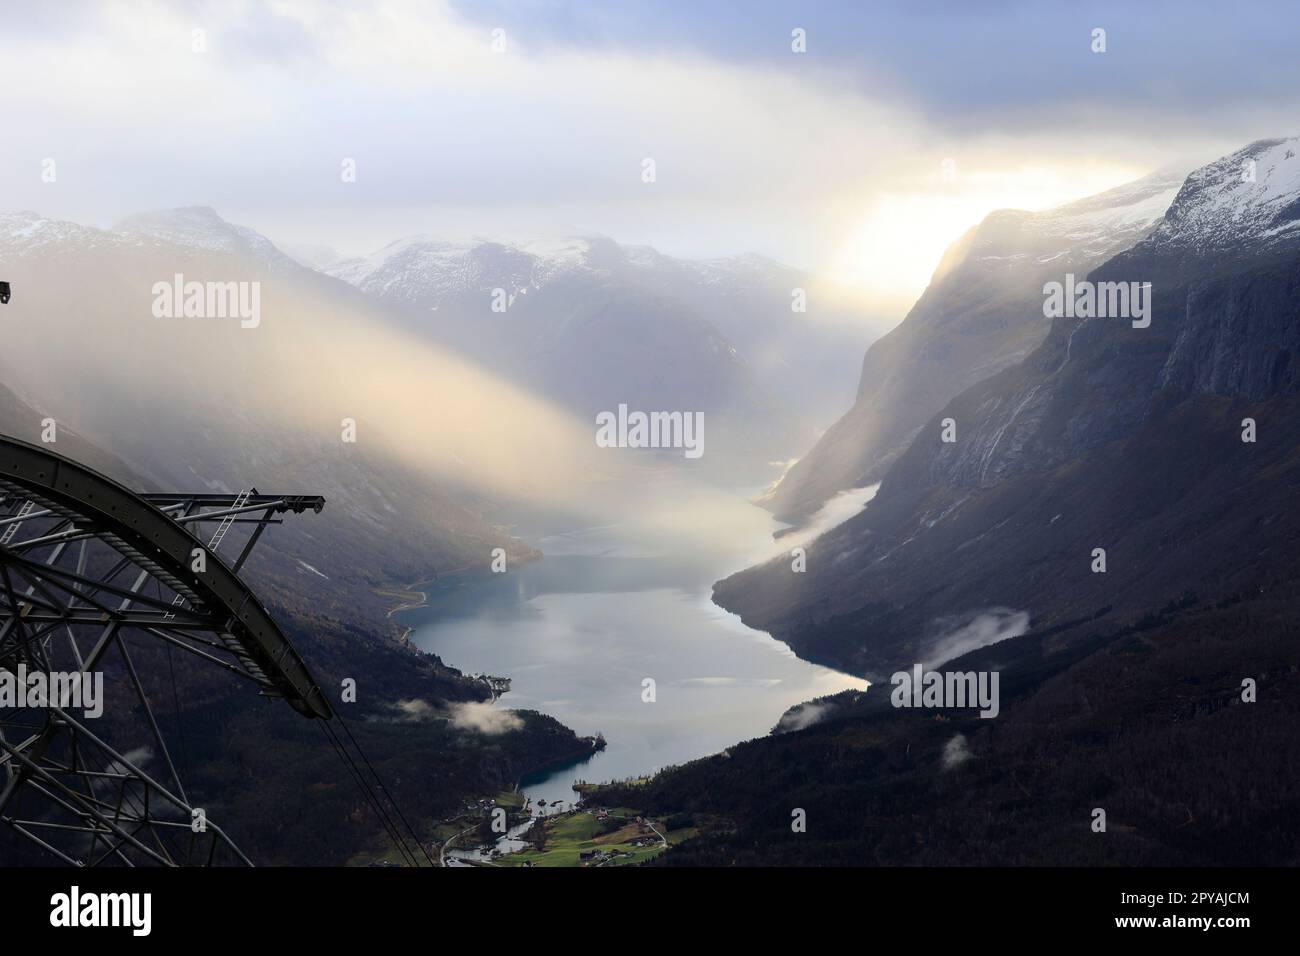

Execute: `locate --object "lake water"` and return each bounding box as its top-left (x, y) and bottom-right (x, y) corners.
top-left (404, 480), bottom-right (875, 812)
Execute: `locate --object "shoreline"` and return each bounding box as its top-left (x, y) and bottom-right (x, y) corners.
top-left (380, 558), bottom-right (604, 806)
top-left (377, 565), bottom-right (473, 644)
top-left (379, 535), bottom-right (861, 826)
top-left (381, 551), bottom-right (545, 645)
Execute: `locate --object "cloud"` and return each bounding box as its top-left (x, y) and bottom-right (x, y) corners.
top-left (0, 0), bottom-right (1183, 308)
top-left (389, 698), bottom-right (523, 735)
top-left (774, 700), bottom-right (832, 733)
top-left (103, 746), bottom-right (156, 817)
top-left (451, 0), bottom-right (1300, 142)
top-left (448, 701), bottom-right (523, 735)
top-left (924, 608), bottom-right (1030, 668)
top-left (388, 698), bottom-right (437, 721)
top-left (942, 733), bottom-right (972, 770)
top-left (2, 0), bottom-right (1293, 309)
top-left (109, 746), bottom-right (153, 770)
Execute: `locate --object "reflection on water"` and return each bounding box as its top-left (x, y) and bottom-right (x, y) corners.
top-left (446, 818), bottom-right (537, 864)
top-left (404, 480), bottom-right (876, 810)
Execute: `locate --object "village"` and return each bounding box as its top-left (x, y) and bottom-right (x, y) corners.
top-left (419, 788), bottom-right (694, 868)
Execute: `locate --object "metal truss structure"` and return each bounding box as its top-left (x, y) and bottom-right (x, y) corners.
top-left (0, 434), bottom-right (330, 866)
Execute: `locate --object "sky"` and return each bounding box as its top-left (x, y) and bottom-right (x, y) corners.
top-left (2, 0), bottom-right (1298, 312)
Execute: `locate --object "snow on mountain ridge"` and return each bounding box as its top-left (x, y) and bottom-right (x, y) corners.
top-left (2, 207), bottom-right (298, 269)
top-left (0, 211), bottom-right (123, 256)
top-left (113, 206), bottom-right (298, 271)
top-left (1143, 136), bottom-right (1300, 255)
top-left (963, 166), bottom-right (1189, 270)
top-left (326, 234), bottom-right (795, 304)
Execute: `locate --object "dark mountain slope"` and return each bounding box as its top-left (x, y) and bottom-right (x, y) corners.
top-left (0, 369), bottom-right (586, 866)
top-left (583, 142), bottom-right (1300, 868)
top-left (622, 137), bottom-right (1300, 866)
top-left (595, 588), bottom-right (1300, 865)
top-left (0, 209), bottom-right (542, 635)
top-left (715, 138), bottom-right (1300, 681)
top-left (764, 167), bottom-right (1186, 521)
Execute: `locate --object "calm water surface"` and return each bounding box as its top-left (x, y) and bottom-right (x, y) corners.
top-left (404, 483), bottom-right (875, 811)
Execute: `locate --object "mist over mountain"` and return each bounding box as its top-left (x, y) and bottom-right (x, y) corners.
top-left (716, 137), bottom-right (1300, 680)
top-left (8, 0), bottom-right (1300, 896)
top-left (115, 206), bottom-right (304, 273)
top-left (597, 137), bottom-right (1300, 866)
top-left (764, 166), bottom-right (1188, 521)
top-left (0, 202), bottom-right (877, 864)
top-left (328, 233), bottom-right (874, 477)
top-left (0, 204), bottom-right (881, 656)
top-left (0, 212), bottom-right (545, 613)
top-left (0, 222), bottom-right (599, 863)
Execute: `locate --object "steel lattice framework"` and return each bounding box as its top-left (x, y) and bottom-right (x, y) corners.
top-left (0, 434), bottom-right (329, 866)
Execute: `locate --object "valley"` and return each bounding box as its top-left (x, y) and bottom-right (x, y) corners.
top-left (399, 475), bottom-right (870, 820)
top-left (4, 134), bottom-right (1299, 871)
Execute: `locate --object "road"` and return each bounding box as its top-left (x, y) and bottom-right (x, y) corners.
top-left (440, 824), bottom-right (477, 866)
top-left (645, 819), bottom-right (668, 847)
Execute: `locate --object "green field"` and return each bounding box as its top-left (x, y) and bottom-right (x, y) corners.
top-left (494, 789), bottom-right (527, 811)
top-left (496, 809), bottom-right (671, 867)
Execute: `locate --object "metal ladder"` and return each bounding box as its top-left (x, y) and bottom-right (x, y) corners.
top-left (205, 489), bottom-right (251, 552)
top-left (0, 500), bottom-right (36, 545)
top-left (163, 490), bottom-right (250, 620)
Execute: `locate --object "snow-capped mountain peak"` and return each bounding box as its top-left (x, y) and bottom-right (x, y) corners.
top-left (939, 165), bottom-right (1189, 282)
top-left (113, 206), bottom-right (298, 271)
top-left (325, 234), bottom-right (795, 306)
top-left (0, 211), bottom-right (119, 256)
top-left (325, 236), bottom-right (567, 304)
top-left (1143, 136), bottom-right (1300, 256)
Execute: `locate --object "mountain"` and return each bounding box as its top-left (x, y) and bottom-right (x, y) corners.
top-left (596, 138), bottom-right (1300, 866)
top-left (762, 166), bottom-right (1188, 521)
top-left (0, 220), bottom-right (599, 864)
top-left (1, 213), bottom-right (545, 741)
top-left (594, 587), bottom-right (1300, 865)
top-left (328, 235), bottom-right (873, 475)
top-left (0, 207), bottom-right (559, 609)
top-left (0, 379), bottom-right (144, 482)
top-left (115, 206), bottom-right (302, 272)
top-left (715, 137), bottom-right (1300, 679)
top-left (281, 242), bottom-right (344, 271)
top-left (1136, 137), bottom-right (1300, 262)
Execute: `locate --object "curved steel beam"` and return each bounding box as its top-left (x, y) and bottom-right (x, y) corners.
top-left (0, 435), bottom-right (332, 718)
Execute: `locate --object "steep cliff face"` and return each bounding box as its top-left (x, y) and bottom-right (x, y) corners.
top-left (888, 138), bottom-right (1300, 494)
top-left (1136, 137), bottom-right (1300, 264)
top-left (714, 139), bottom-right (1300, 680)
top-left (1156, 261), bottom-right (1300, 400)
top-left (762, 168), bottom-right (1188, 521)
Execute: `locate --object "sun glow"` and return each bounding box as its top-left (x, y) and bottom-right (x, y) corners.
top-left (829, 163), bottom-right (1146, 311)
